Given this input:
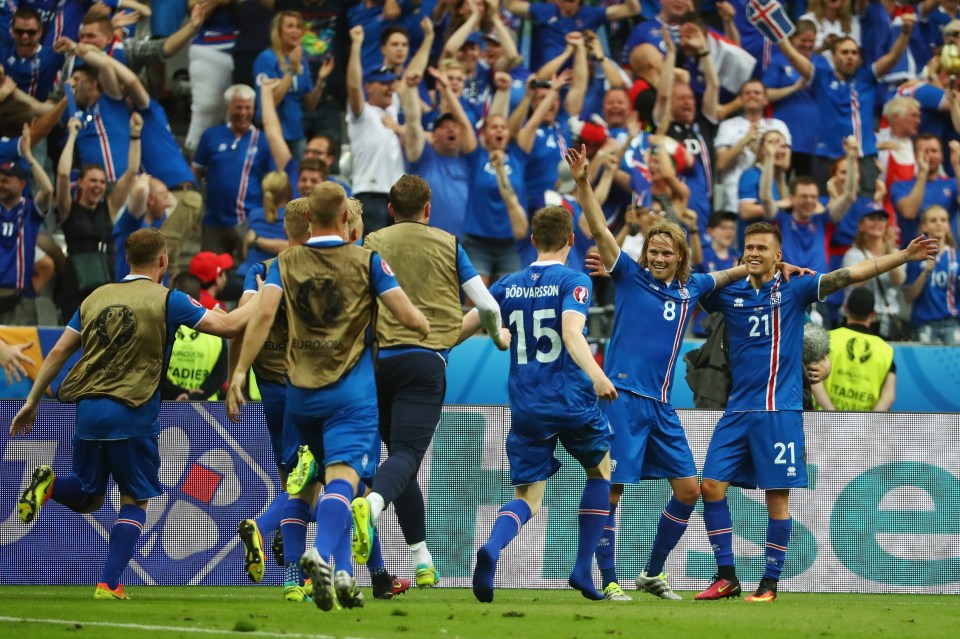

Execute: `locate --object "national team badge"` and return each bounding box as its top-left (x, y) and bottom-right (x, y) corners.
top-left (678, 288), bottom-right (690, 300)
top-left (573, 286), bottom-right (589, 304)
top-left (531, 273), bottom-right (541, 281)
top-left (381, 259), bottom-right (394, 276)
top-left (771, 291), bottom-right (782, 306)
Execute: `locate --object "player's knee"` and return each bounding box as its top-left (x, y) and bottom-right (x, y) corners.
top-left (72, 492), bottom-right (106, 514)
top-left (673, 482), bottom-right (700, 505)
top-left (700, 478), bottom-right (727, 502)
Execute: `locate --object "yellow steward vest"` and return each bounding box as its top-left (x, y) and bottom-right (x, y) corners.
top-left (167, 326), bottom-right (224, 400)
top-left (824, 326), bottom-right (894, 411)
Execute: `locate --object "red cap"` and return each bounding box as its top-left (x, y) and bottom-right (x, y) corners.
top-left (189, 251), bottom-right (233, 283)
top-left (578, 121), bottom-right (609, 145)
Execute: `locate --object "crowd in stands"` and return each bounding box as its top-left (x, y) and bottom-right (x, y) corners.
top-left (1, 0), bottom-right (959, 355)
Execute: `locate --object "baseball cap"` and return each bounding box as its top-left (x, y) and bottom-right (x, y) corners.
top-left (857, 202), bottom-right (890, 222)
top-left (363, 65), bottom-right (399, 84)
top-left (190, 251), bottom-right (233, 283)
top-left (463, 32), bottom-right (484, 47)
top-left (0, 161), bottom-right (27, 180)
top-left (482, 30), bottom-right (501, 45)
top-left (846, 287), bottom-right (876, 318)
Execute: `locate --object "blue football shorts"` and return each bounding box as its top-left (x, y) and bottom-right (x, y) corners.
top-left (73, 434), bottom-right (164, 501)
top-left (605, 391), bottom-right (696, 484)
top-left (702, 410), bottom-right (808, 490)
top-left (507, 408), bottom-right (611, 486)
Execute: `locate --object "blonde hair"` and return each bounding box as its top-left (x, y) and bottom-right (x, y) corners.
top-left (308, 181), bottom-right (347, 227)
top-left (284, 198), bottom-right (310, 242)
top-left (807, 0), bottom-right (853, 35)
top-left (639, 221), bottom-right (692, 283)
top-left (261, 171), bottom-right (292, 224)
top-left (921, 205), bottom-right (956, 248)
top-left (345, 198), bottom-right (364, 239)
top-left (439, 58), bottom-right (465, 74)
top-left (270, 11), bottom-right (304, 75)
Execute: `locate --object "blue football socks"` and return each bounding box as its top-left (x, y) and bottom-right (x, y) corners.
top-left (703, 498), bottom-right (736, 577)
top-left (763, 517), bottom-right (792, 580)
top-left (596, 504), bottom-right (619, 588)
top-left (645, 497), bottom-right (695, 576)
top-left (100, 504), bottom-right (146, 589)
top-left (473, 499), bottom-right (532, 602)
top-left (569, 478), bottom-right (610, 600)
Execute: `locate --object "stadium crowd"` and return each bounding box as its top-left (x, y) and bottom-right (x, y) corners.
top-left (4, 0), bottom-right (954, 608)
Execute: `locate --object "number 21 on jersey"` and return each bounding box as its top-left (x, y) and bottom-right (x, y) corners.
top-left (508, 309), bottom-right (561, 364)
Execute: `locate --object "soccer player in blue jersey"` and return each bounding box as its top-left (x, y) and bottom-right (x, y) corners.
top-left (10, 228), bottom-right (259, 600)
top-left (460, 204), bottom-right (617, 603)
top-left (694, 221), bottom-right (937, 602)
top-left (571, 144), bottom-right (783, 602)
top-left (226, 182), bottom-right (429, 612)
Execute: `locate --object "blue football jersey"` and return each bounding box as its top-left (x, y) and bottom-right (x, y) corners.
top-left (700, 273), bottom-right (824, 411)
top-left (489, 261), bottom-right (597, 431)
top-left (604, 253), bottom-right (716, 403)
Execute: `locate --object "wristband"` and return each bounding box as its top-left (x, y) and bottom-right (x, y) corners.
top-left (130, 136), bottom-right (141, 140)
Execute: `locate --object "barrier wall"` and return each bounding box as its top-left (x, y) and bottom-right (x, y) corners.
top-left (5, 328), bottom-right (960, 412)
top-left (1, 401), bottom-right (958, 593)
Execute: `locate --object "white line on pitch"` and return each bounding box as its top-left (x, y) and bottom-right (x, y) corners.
top-left (0, 616), bottom-right (372, 639)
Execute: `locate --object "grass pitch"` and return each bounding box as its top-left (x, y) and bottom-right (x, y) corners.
top-left (1, 586), bottom-right (957, 639)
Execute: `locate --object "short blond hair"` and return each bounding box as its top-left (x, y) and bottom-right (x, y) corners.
top-left (345, 198), bottom-right (364, 239)
top-left (284, 198), bottom-right (311, 242)
top-left (307, 182), bottom-right (347, 228)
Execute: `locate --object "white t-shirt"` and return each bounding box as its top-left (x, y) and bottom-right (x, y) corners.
top-left (801, 12), bottom-right (862, 65)
top-left (714, 116), bottom-right (792, 213)
top-left (346, 102), bottom-right (404, 195)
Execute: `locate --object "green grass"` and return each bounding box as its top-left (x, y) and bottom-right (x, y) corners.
top-left (1, 586), bottom-right (957, 639)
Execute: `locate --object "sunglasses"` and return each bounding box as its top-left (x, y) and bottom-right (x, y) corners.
top-left (13, 28), bottom-right (39, 36)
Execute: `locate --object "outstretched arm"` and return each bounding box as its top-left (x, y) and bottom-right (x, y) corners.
top-left (568, 144), bottom-right (620, 269)
top-left (874, 13), bottom-right (916, 78)
top-left (821, 236), bottom-right (938, 297)
top-left (108, 112), bottom-right (143, 219)
top-left (827, 137), bottom-right (859, 223)
top-left (259, 77), bottom-right (293, 170)
top-left (21, 126), bottom-right (53, 212)
top-left (776, 34), bottom-right (813, 81)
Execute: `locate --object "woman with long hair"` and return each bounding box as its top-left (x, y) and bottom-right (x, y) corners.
top-left (253, 10), bottom-right (330, 161)
top-left (842, 207), bottom-right (906, 339)
top-left (800, 0), bottom-right (861, 56)
top-left (902, 206), bottom-right (960, 344)
top-left (239, 171), bottom-right (293, 276)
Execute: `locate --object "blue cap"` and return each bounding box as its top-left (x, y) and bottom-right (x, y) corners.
top-left (463, 32), bottom-right (484, 47)
top-left (857, 202), bottom-right (890, 222)
top-left (364, 65), bottom-right (399, 84)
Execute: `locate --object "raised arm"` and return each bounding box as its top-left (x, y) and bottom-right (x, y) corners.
top-left (489, 150), bottom-right (529, 240)
top-left (566, 33), bottom-right (588, 117)
top-left (402, 73), bottom-right (426, 162)
top-left (696, 31), bottom-right (720, 123)
top-left (652, 34), bottom-right (677, 127)
top-left (105, 50), bottom-right (150, 109)
top-left (874, 13), bottom-right (916, 79)
top-left (347, 26), bottom-right (365, 118)
top-left (605, 0), bottom-right (639, 21)
top-left (56, 118), bottom-right (81, 222)
top-left (821, 235), bottom-right (938, 297)
top-left (258, 77), bottom-right (292, 170)
top-left (827, 137), bottom-right (859, 223)
top-left (442, 0), bottom-right (481, 57)
top-left (758, 138), bottom-right (779, 220)
top-left (21, 125), bottom-right (53, 212)
top-left (108, 112), bottom-right (143, 219)
top-left (776, 35), bottom-right (813, 81)
top-left (75, 44), bottom-right (123, 100)
top-left (126, 173), bottom-right (150, 219)
top-left (407, 17), bottom-right (435, 77)
top-left (504, 0), bottom-right (531, 19)
top-left (517, 74), bottom-right (569, 153)
top-left (163, 0), bottom-right (207, 58)
top-left (568, 144), bottom-right (620, 269)
top-left (432, 67), bottom-right (478, 153)
top-left (491, 11), bottom-right (522, 71)
top-left (304, 54), bottom-right (333, 112)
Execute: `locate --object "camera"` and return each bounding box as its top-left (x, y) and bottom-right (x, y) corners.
top-left (530, 79), bottom-right (552, 90)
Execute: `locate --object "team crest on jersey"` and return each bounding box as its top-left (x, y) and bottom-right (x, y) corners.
top-left (218, 143), bottom-right (228, 152)
top-left (531, 272), bottom-right (541, 281)
top-left (573, 286), bottom-right (589, 304)
top-left (770, 291), bottom-right (782, 306)
top-left (734, 297), bottom-right (744, 308)
top-left (381, 259), bottom-right (394, 276)
top-left (678, 288), bottom-right (690, 300)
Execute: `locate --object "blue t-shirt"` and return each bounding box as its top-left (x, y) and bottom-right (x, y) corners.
top-left (490, 261), bottom-right (598, 430)
top-left (762, 50), bottom-right (822, 155)
top-left (192, 5), bottom-right (237, 49)
top-left (406, 144), bottom-right (469, 238)
top-left (347, 0), bottom-right (415, 71)
top-left (0, 197), bottom-right (46, 293)
top-left (604, 252), bottom-right (716, 403)
top-left (254, 48), bottom-right (314, 142)
top-left (69, 279), bottom-right (208, 439)
top-left (524, 118), bottom-right (571, 211)
top-left (890, 176), bottom-right (960, 246)
top-left (463, 143), bottom-right (528, 239)
top-left (0, 42), bottom-right (63, 101)
top-left (113, 206), bottom-right (166, 281)
top-left (700, 272), bottom-right (824, 411)
top-left (775, 210), bottom-right (831, 275)
top-left (905, 248), bottom-right (960, 324)
top-left (239, 206), bottom-right (287, 276)
top-left (138, 99), bottom-right (196, 189)
top-left (192, 124), bottom-right (272, 226)
top-left (527, 3), bottom-right (607, 70)
top-left (72, 93), bottom-right (131, 182)
top-left (809, 62), bottom-right (881, 158)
